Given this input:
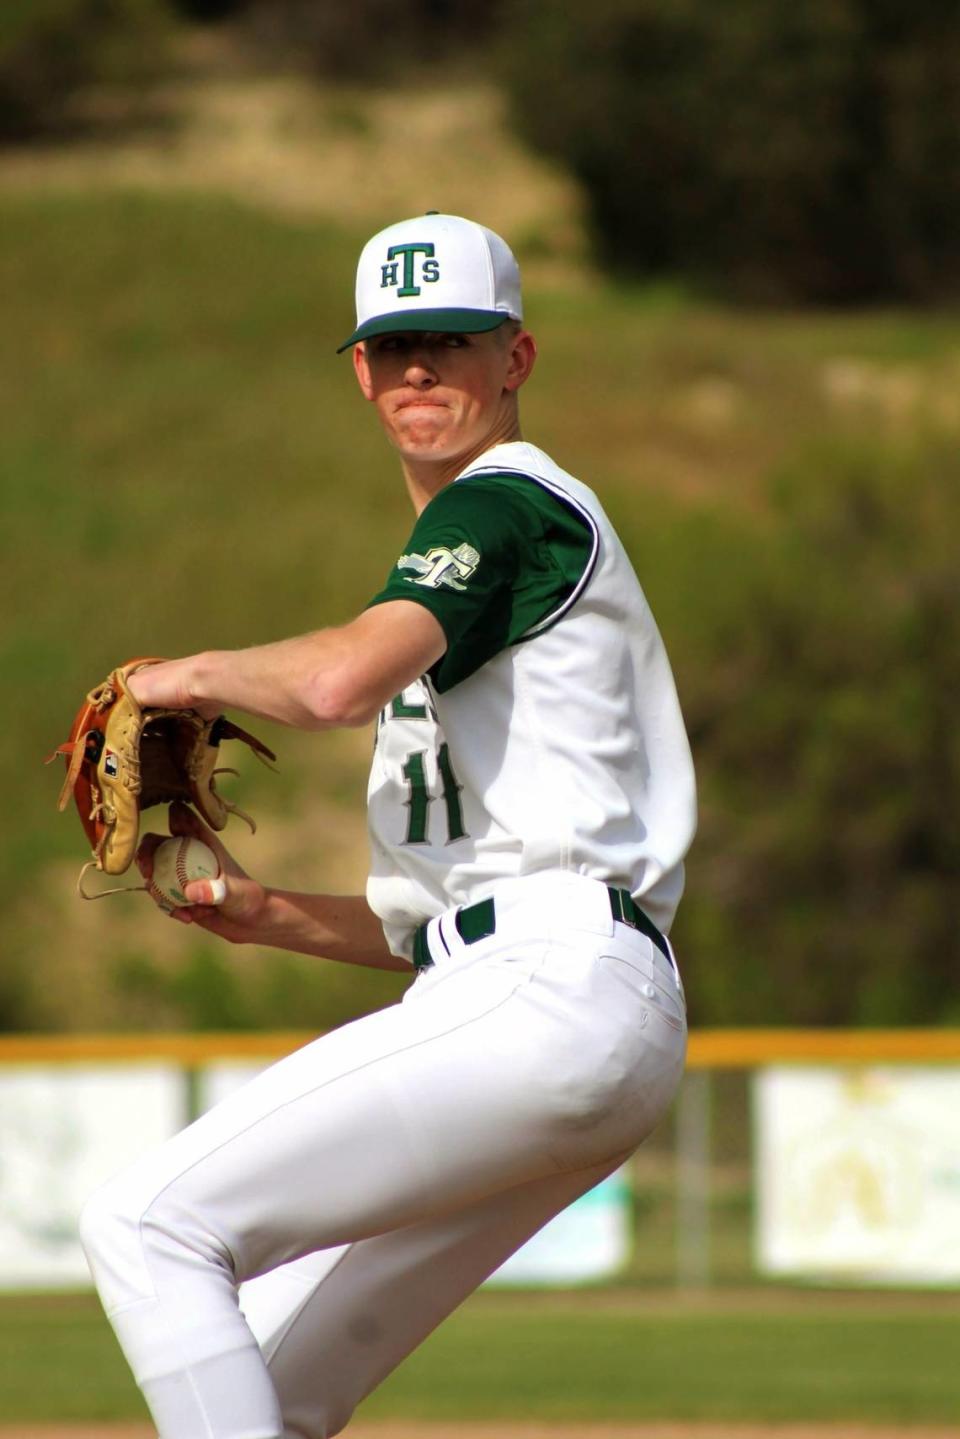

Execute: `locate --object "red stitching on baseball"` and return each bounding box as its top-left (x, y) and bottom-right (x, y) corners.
top-left (175, 839), bottom-right (190, 893)
top-left (147, 875), bottom-right (174, 909)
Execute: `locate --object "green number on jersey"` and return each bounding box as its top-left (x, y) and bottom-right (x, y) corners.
top-left (391, 693), bottom-right (428, 719)
top-left (400, 750), bottom-right (430, 844)
top-left (437, 742), bottom-right (466, 841)
top-left (401, 743), bottom-right (466, 845)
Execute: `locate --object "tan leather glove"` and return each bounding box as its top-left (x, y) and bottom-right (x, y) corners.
top-left (48, 658), bottom-right (275, 896)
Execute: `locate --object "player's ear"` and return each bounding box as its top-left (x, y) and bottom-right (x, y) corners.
top-left (353, 342), bottom-right (375, 400)
top-left (503, 330), bottom-right (537, 394)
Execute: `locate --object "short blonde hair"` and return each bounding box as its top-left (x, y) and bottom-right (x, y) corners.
top-left (495, 318), bottom-right (524, 347)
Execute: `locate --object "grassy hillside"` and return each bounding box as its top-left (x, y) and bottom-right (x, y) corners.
top-left (2, 88), bottom-right (959, 1030)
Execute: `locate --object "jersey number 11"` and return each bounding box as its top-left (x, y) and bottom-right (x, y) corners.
top-left (401, 745), bottom-right (466, 845)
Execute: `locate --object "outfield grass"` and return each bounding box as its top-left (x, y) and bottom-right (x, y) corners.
top-left (1, 1289), bottom-right (957, 1426)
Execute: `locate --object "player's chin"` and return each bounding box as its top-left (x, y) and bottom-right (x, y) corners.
top-left (391, 409), bottom-right (454, 440)
top-left (392, 425), bottom-right (464, 463)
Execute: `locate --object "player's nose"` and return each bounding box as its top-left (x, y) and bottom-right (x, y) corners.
top-left (403, 348), bottom-right (439, 387)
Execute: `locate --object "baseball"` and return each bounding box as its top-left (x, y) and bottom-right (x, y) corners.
top-left (149, 836), bottom-right (221, 909)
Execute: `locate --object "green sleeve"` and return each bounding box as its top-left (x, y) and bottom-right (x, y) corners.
top-left (365, 471), bottom-right (596, 691)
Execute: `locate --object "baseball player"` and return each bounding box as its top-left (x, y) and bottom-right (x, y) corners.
top-left (79, 212), bottom-right (697, 1439)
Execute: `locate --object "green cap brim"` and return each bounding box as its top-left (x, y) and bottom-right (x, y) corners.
top-left (336, 308), bottom-right (510, 354)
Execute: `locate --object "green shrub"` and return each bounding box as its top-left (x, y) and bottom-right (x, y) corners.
top-left (672, 437), bottom-right (960, 1024)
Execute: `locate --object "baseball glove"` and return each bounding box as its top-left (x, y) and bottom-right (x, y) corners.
top-left (48, 658), bottom-right (276, 897)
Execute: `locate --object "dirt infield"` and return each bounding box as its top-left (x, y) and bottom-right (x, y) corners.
top-left (5, 1425), bottom-right (957, 1439)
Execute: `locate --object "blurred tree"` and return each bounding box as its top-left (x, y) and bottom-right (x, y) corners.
top-left (502, 0), bottom-right (960, 302)
top-left (0, 0), bottom-right (171, 139)
top-left (168, 0), bottom-right (244, 17)
top-left (243, 0), bottom-right (504, 81)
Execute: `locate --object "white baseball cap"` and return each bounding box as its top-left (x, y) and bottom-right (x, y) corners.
top-left (337, 212), bottom-right (523, 352)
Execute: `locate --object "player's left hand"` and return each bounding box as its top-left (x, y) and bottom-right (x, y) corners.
top-left (127, 656), bottom-right (221, 719)
top-left (137, 802), bottom-right (269, 943)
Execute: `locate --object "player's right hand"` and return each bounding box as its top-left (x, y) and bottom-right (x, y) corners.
top-left (136, 801), bottom-right (269, 943)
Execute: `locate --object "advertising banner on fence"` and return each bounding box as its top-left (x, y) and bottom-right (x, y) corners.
top-left (754, 1065), bottom-right (960, 1285)
top-left (0, 1065), bottom-right (184, 1289)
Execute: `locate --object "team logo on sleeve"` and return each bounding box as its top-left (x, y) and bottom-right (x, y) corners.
top-left (397, 543), bottom-right (480, 591)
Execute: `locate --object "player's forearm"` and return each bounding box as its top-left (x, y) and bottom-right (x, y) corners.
top-left (249, 890), bottom-right (410, 971)
top-left (193, 633), bottom-right (369, 729)
top-left (129, 605), bottom-right (446, 732)
top-left (132, 631), bottom-right (368, 731)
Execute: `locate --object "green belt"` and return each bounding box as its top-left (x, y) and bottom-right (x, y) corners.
top-left (412, 887), bottom-right (669, 971)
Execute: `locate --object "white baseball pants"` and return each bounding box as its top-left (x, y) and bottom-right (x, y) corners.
top-left (80, 873), bottom-right (687, 1439)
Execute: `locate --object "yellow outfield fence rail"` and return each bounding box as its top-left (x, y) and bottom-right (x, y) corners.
top-left (0, 1027), bottom-right (959, 1066)
top-left (687, 1027), bottom-right (960, 1066)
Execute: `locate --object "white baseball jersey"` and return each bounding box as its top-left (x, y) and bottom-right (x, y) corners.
top-left (365, 441), bottom-right (697, 961)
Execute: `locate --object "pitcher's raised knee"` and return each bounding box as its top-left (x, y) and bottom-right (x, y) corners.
top-left (79, 1175), bottom-right (152, 1310)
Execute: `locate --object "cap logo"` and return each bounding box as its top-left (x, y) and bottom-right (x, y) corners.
top-left (380, 242), bottom-right (441, 297)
